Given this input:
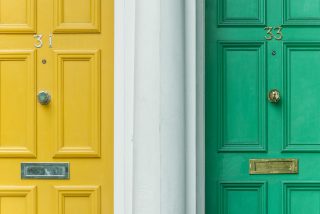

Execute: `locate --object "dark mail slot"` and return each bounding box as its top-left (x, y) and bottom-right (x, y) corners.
top-left (21, 163), bottom-right (69, 179)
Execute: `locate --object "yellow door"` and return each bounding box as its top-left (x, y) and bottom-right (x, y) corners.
top-left (0, 0), bottom-right (113, 214)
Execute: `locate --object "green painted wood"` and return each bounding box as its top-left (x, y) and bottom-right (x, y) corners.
top-left (206, 0), bottom-right (320, 213)
top-left (218, 42), bottom-right (266, 152)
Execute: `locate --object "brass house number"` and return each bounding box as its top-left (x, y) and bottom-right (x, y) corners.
top-left (264, 26), bottom-right (283, 40)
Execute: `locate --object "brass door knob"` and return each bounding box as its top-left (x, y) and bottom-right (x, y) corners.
top-left (37, 91), bottom-right (51, 105)
top-left (268, 89), bottom-right (280, 103)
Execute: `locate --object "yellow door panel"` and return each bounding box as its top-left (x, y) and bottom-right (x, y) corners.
top-left (54, 50), bottom-right (101, 157)
top-left (56, 186), bottom-right (100, 214)
top-left (0, 51), bottom-right (36, 157)
top-left (0, 186), bottom-right (36, 214)
top-left (53, 0), bottom-right (101, 33)
top-left (0, 0), bottom-right (36, 33)
top-left (0, 0), bottom-right (113, 213)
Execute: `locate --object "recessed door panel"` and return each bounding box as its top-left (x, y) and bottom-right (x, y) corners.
top-left (284, 43), bottom-right (320, 151)
top-left (284, 183), bottom-right (320, 214)
top-left (220, 182), bottom-right (266, 214)
top-left (284, 0), bottom-right (320, 25)
top-left (54, 51), bottom-right (101, 157)
top-left (0, 0), bottom-right (35, 33)
top-left (53, 0), bottom-right (101, 33)
top-left (0, 51), bottom-right (36, 157)
top-left (218, 0), bottom-right (265, 25)
top-left (218, 42), bottom-right (266, 151)
top-left (55, 186), bottom-right (100, 214)
top-left (0, 186), bottom-right (36, 214)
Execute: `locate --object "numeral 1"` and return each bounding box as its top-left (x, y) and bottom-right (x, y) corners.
top-left (49, 33), bottom-right (53, 48)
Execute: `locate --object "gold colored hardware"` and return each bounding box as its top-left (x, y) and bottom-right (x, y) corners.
top-left (274, 26), bottom-right (283, 40)
top-left (249, 159), bottom-right (298, 174)
top-left (268, 89), bottom-right (280, 103)
top-left (264, 27), bottom-right (273, 40)
top-left (264, 26), bottom-right (283, 40)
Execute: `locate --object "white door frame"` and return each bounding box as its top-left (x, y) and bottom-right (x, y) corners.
top-left (114, 0), bottom-right (205, 213)
top-left (114, 0), bottom-right (135, 213)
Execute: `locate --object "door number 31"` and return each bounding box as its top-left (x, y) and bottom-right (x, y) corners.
top-left (34, 34), bottom-right (53, 48)
top-left (264, 26), bottom-right (283, 40)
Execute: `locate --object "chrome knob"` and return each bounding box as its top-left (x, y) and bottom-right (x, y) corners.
top-left (268, 89), bottom-right (280, 103)
top-left (37, 91), bottom-right (51, 105)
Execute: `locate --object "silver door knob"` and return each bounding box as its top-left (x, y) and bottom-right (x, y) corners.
top-left (268, 89), bottom-right (280, 103)
top-left (38, 91), bottom-right (51, 105)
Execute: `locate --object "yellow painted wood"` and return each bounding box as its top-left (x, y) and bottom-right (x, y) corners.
top-left (54, 0), bottom-right (101, 33)
top-left (0, 186), bottom-right (36, 214)
top-left (0, 0), bottom-right (36, 33)
top-left (53, 50), bottom-right (101, 157)
top-left (56, 186), bottom-right (101, 214)
top-left (0, 51), bottom-right (36, 157)
top-left (0, 0), bottom-right (114, 213)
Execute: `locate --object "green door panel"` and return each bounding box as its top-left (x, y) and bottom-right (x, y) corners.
top-left (284, 43), bottom-right (320, 151)
top-left (206, 0), bottom-right (320, 213)
top-left (218, 42), bottom-right (266, 152)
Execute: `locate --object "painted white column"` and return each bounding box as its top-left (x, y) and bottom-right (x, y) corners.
top-left (133, 0), bottom-right (186, 214)
top-left (114, 0), bottom-right (205, 212)
top-left (133, 0), bottom-right (161, 212)
top-left (160, 0), bottom-right (186, 213)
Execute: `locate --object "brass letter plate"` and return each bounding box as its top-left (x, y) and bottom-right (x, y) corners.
top-left (249, 159), bottom-right (298, 174)
top-left (21, 163), bottom-right (69, 179)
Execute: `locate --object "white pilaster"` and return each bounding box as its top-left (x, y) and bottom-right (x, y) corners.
top-left (160, 0), bottom-right (186, 213)
top-left (133, 0), bottom-right (161, 213)
top-left (115, 0), bottom-right (205, 213)
top-left (133, 0), bottom-right (186, 214)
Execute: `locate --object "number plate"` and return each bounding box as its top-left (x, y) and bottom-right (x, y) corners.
top-left (21, 163), bottom-right (70, 179)
top-left (249, 159), bottom-right (298, 174)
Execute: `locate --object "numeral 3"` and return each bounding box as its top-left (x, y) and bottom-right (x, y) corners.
top-left (34, 34), bottom-right (43, 48)
top-left (274, 26), bottom-right (283, 40)
top-left (264, 27), bottom-right (273, 40)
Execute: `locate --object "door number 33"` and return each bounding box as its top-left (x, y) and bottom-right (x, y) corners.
top-left (264, 26), bottom-right (283, 40)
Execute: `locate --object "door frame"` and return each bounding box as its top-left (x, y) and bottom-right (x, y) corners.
top-left (195, 1), bottom-right (205, 213)
top-left (114, 0), bottom-right (135, 213)
top-left (114, 0), bottom-right (206, 213)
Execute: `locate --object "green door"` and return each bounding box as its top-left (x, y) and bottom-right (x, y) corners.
top-left (206, 0), bottom-right (320, 213)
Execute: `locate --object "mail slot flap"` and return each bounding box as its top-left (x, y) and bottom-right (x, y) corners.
top-left (21, 162), bottom-right (70, 179)
top-left (249, 159), bottom-right (298, 174)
